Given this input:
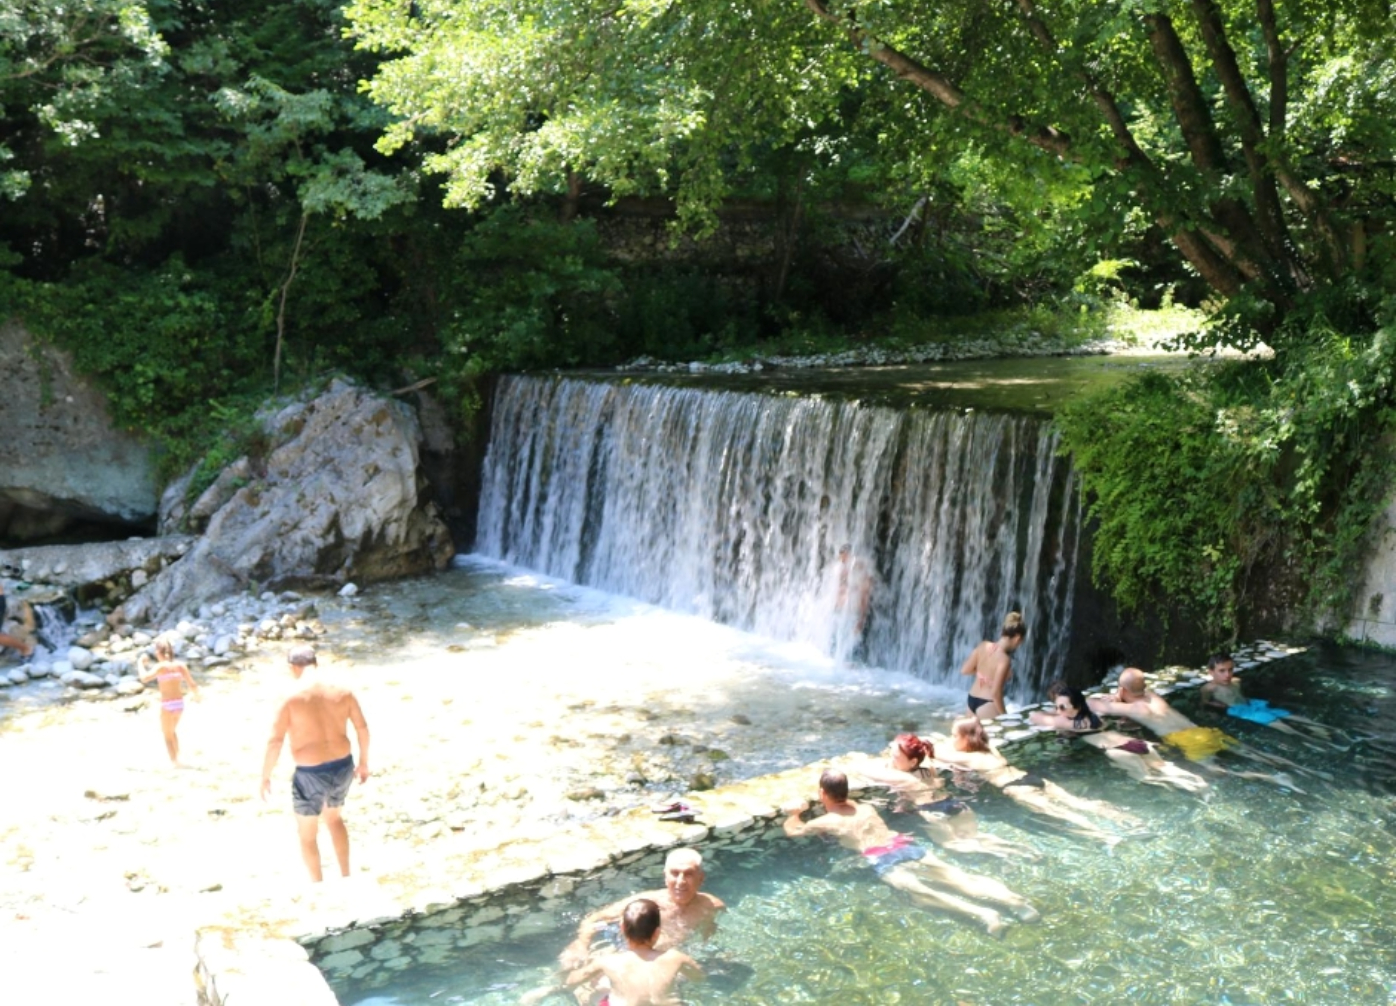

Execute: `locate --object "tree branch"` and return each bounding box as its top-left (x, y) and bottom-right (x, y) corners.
top-left (803, 0), bottom-right (1071, 157)
top-left (274, 212), bottom-right (310, 395)
top-left (1188, 0), bottom-right (1298, 280)
top-left (1009, 0), bottom-right (1244, 297)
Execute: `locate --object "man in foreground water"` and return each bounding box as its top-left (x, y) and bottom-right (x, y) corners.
top-left (559, 847), bottom-right (725, 972)
top-left (260, 644), bottom-right (371, 881)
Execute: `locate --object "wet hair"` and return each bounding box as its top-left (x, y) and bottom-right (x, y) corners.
top-left (1001, 612), bottom-right (1026, 639)
top-left (288, 644), bottom-right (318, 667)
top-left (1055, 686), bottom-right (1101, 730)
top-left (953, 716), bottom-right (991, 753)
top-left (153, 634), bottom-right (176, 661)
top-left (894, 733), bottom-right (931, 766)
top-left (621, 898), bottom-right (662, 944)
top-left (819, 769), bottom-right (849, 803)
top-left (1207, 653), bottom-right (1234, 671)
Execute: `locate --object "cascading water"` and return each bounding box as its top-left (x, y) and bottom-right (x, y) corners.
top-left (475, 375), bottom-right (1082, 699)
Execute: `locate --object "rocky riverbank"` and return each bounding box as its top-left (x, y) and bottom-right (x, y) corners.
top-left (0, 567), bottom-right (943, 1004)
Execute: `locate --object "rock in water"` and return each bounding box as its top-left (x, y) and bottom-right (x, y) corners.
top-left (121, 381), bottom-right (454, 624)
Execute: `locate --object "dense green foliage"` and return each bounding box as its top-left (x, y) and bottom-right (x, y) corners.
top-left (350, 0), bottom-right (1396, 340)
top-left (4, 0), bottom-right (1396, 634)
top-left (1058, 320), bottom-right (1396, 637)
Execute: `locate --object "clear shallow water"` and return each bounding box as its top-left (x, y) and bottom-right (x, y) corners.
top-left (330, 643), bottom-right (1396, 1005)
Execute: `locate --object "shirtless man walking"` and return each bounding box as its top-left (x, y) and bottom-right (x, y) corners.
top-left (260, 644), bottom-right (370, 882)
top-left (961, 612), bottom-right (1026, 719)
top-left (784, 769), bottom-right (1037, 935)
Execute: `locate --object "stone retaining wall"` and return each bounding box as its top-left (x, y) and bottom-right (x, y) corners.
top-left (194, 639), bottom-right (1306, 1005)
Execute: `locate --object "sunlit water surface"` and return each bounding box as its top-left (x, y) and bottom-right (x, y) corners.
top-left (324, 569), bottom-right (1396, 1006)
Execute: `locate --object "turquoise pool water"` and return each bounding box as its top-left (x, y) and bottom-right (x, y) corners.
top-left (328, 644), bottom-right (1396, 1005)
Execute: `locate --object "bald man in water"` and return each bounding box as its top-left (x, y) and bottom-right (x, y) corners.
top-left (1088, 667), bottom-right (1308, 784)
top-left (260, 644), bottom-right (371, 881)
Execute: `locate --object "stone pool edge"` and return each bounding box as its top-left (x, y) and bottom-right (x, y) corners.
top-left (193, 639), bottom-right (1306, 1005)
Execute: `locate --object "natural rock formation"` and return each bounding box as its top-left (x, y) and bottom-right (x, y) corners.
top-left (0, 537), bottom-right (195, 598)
top-left (122, 379), bottom-right (454, 625)
top-left (0, 319), bottom-right (159, 540)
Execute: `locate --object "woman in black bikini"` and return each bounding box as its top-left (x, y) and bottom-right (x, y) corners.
top-left (845, 733), bottom-right (1038, 859)
top-left (961, 612), bottom-right (1026, 720)
top-left (1030, 684), bottom-right (1209, 794)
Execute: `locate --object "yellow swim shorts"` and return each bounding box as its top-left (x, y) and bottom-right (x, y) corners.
top-left (1163, 726), bottom-right (1235, 761)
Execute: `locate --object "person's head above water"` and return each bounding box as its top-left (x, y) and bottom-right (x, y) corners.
top-left (621, 898), bottom-right (663, 947)
top-left (953, 715), bottom-right (991, 753)
top-left (892, 733), bottom-right (932, 768)
top-left (1047, 681), bottom-right (1099, 727)
top-left (1207, 654), bottom-right (1235, 680)
top-left (819, 769), bottom-right (849, 804)
top-left (1117, 667), bottom-right (1148, 698)
top-left (663, 848), bottom-right (705, 906)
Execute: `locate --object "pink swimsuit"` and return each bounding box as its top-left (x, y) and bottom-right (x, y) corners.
top-left (157, 670), bottom-right (184, 713)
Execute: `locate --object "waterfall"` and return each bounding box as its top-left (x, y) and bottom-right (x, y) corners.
top-left (476, 375), bottom-right (1082, 698)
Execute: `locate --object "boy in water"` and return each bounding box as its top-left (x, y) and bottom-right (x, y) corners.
top-left (568, 898), bottom-right (704, 1006)
top-left (1199, 653), bottom-right (1343, 748)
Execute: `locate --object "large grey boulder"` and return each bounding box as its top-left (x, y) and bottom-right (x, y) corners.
top-left (0, 537), bottom-right (195, 594)
top-left (0, 319), bottom-right (159, 539)
top-left (121, 380), bottom-right (454, 624)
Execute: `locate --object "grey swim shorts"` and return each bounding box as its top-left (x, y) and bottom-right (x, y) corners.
top-left (291, 754), bottom-right (355, 816)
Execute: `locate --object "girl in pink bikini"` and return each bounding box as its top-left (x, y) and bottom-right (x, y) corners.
top-left (138, 635), bottom-right (201, 766)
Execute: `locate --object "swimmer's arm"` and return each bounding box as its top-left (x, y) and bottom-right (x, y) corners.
top-left (563, 956), bottom-right (604, 989)
top-left (1087, 695), bottom-right (1127, 717)
top-left (347, 692), bottom-right (370, 782)
top-left (677, 952), bottom-right (705, 983)
top-left (958, 644), bottom-right (980, 678)
top-left (137, 654), bottom-right (157, 682)
top-left (1028, 710), bottom-right (1079, 731)
top-left (179, 663), bottom-right (201, 700)
top-left (559, 898), bottom-right (627, 969)
top-left (782, 800), bottom-right (816, 837)
top-left (260, 702), bottom-right (291, 800)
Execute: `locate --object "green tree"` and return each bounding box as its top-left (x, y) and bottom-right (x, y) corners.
top-left (348, 0), bottom-right (1396, 340)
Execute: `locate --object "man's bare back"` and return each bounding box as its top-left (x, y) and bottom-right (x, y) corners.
top-left (260, 645), bottom-right (370, 881)
top-left (596, 945), bottom-right (702, 1006)
top-left (281, 682), bottom-right (362, 766)
top-left (786, 799), bottom-right (896, 853)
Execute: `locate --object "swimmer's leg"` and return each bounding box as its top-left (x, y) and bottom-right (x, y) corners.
top-left (1042, 779), bottom-right (1143, 827)
top-left (916, 858), bottom-right (1039, 921)
top-left (883, 866), bottom-right (1009, 935)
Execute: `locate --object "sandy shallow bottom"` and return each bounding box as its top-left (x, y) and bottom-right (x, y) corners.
top-left (0, 561), bottom-right (964, 1003)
